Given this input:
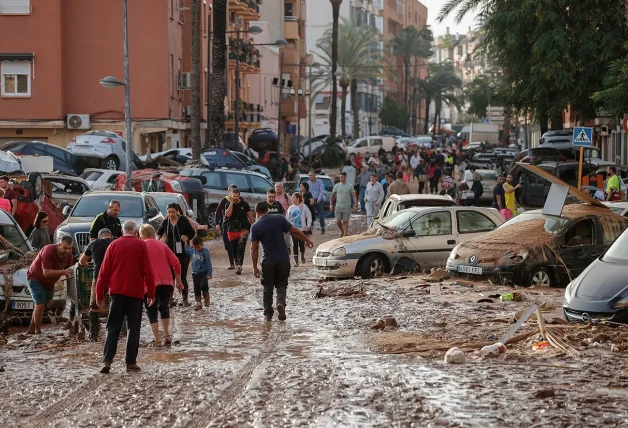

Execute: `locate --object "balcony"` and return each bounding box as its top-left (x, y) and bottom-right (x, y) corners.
top-left (241, 0), bottom-right (260, 19)
top-left (226, 103), bottom-right (264, 124)
top-left (228, 41), bottom-right (261, 73)
top-left (284, 17), bottom-right (300, 40)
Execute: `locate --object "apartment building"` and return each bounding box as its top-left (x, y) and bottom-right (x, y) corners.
top-left (259, 0), bottom-right (307, 151)
top-left (0, 0), bottom-right (190, 154)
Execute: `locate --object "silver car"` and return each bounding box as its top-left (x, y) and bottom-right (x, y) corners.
top-left (42, 173), bottom-right (91, 208)
top-left (313, 206), bottom-right (504, 279)
top-left (67, 131), bottom-right (142, 171)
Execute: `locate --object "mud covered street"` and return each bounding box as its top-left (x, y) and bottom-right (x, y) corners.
top-left (2, 217), bottom-right (628, 427)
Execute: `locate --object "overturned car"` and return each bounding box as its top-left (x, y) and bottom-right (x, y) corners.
top-left (446, 204), bottom-right (628, 287)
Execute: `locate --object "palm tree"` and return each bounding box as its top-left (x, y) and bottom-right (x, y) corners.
top-left (314, 19), bottom-right (383, 139)
top-left (389, 25), bottom-right (433, 108)
top-left (417, 63), bottom-right (462, 134)
top-left (208, 0), bottom-right (227, 146)
top-left (190, 0), bottom-right (202, 160)
top-left (329, 0), bottom-right (343, 137)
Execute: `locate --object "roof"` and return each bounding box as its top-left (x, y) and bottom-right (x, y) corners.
top-left (83, 190), bottom-right (142, 196)
top-left (148, 192), bottom-right (184, 198)
top-left (523, 204), bottom-right (617, 220)
top-left (390, 194), bottom-right (455, 202)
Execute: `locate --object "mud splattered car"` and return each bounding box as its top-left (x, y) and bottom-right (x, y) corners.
top-left (446, 204), bottom-right (628, 287)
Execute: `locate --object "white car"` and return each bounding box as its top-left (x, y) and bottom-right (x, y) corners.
top-left (80, 168), bottom-right (122, 191)
top-left (139, 148), bottom-right (193, 163)
top-left (67, 131), bottom-right (142, 171)
top-left (346, 136), bottom-right (396, 159)
top-left (604, 201), bottom-right (628, 217)
top-left (42, 174), bottom-right (91, 207)
top-left (0, 149), bottom-right (22, 174)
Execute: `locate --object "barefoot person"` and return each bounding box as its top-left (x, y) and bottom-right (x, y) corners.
top-left (96, 220), bottom-right (155, 373)
top-left (25, 237), bottom-right (74, 334)
top-left (250, 202), bottom-right (313, 322)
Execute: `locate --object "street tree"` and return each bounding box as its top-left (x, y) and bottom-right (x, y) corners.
top-left (591, 56), bottom-right (628, 119)
top-left (379, 96), bottom-right (410, 131)
top-left (389, 25), bottom-right (433, 107)
top-left (190, 0), bottom-right (202, 160)
top-left (329, 0), bottom-right (343, 137)
top-left (208, 0), bottom-right (228, 146)
top-left (416, 63), bottom-right (462, 134)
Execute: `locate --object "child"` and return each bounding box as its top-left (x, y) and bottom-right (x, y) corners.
top-left (185, 236), bottom-right (213, 309)
top-left (285, 192), bottom-right (312, 267)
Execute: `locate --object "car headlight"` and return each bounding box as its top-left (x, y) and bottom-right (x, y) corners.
top-left (332, 247), bottom-right (346, 257)
top-left (54, 228), bottom-right (71, 244)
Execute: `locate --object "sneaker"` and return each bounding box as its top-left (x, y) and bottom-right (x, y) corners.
top-left (228, 265), bottom-right (235, 270)
top-left (276, 303), bottom-right (286, 321)
top-left (126, 364), bottom-right (141, 372)
top-left (100, 360), bottom-right (112, 374)
top-left (236, 266), bottom-right (242, 275)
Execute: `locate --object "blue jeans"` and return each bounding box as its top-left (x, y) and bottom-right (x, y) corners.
top-left (359, 187), bottom-right (366, 212)
top-left (313, 201), bottom-right (325, 231)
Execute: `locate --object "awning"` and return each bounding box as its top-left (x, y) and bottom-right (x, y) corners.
top-left (0, 53), bottom-right (34, 61)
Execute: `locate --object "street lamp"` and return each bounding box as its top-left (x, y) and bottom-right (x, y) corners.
top-left (487, 82), bottom-right (496, 121)
top-left (99, 0), bottom-right (133, 191)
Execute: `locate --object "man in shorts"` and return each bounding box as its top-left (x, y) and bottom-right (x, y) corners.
top-left (331, 172), bottom-right (357, 237)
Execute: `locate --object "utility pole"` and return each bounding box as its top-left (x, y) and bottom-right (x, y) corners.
top-left (277, 51), bottom-right (284, 153)
top-left (205, 13), bottom-right (212, 147)
top-left (234, 26), bottom-right (241, 142)
top-left (190, 0), bottom-right (202, 161)
top-left (122, 0), bottom-right (132, 191)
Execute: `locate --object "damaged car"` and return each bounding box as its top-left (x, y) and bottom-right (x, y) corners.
top-left (313, 206), bottom-right (504, 279)
top-left (446, 204), bottom-right (628, 287)
top-left (563, 226), bottom-right (628, 323)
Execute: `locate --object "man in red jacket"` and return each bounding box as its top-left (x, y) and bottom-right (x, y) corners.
top-left (96, 220), bottom-right (155, 373)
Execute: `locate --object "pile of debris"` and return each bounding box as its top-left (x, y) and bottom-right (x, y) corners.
top-left (316, 284), bottom-right (366, 299)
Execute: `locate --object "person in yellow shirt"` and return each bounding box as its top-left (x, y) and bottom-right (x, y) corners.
top-left (503, 174), bottom-right (521, 213)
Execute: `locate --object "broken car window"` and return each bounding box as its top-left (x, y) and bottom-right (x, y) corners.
top-left (500, 213), bottom-right (569, 234)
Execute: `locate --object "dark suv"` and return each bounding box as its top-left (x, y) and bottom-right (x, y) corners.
top-left (520, 162), bottom-right (593, 207)
top-left (0, 141), bottom-right (88, 176)
top-left (54, 191), bottom-right (164, 256)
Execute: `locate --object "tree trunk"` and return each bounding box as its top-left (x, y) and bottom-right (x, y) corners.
top-left (190, 0), bottom-right (202, 160)
top-left (539, 111), bottom-right (549, 135)
top-left (501, 106), bottom-right (511, 147)
top-left (350, 79), bottom-right (359, 138)
top-left (208, 0), bottom-right (227, 146)
top-left (341, 84), bottom-right (348, 140)
top-left (550, 110), bottom-right (563, 130)
top-left (424, 95), bottom-right (431, 134)
top-left (411, 87), bottom-right (417, 135)
top-left (404, 60), bottom-right (410, 108)
top-left (330, 0), bottom-right (342, 137)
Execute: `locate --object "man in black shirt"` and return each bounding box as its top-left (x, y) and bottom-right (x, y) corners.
top-left (224, 188), bottom-right (255, 275)
top-left (266, 189), bottom-right (285, 216)
top-left (79, 228), bottom-right (114, 340)
top-left (90, 200), bottom-right (122, 240)
top-left (493, 175), bottom-right (506, 213)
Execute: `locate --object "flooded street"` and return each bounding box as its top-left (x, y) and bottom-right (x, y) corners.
top-left (2, 217), bottom-right (628, 427)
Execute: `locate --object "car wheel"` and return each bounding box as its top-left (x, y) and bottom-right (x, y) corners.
top-left (206, 205), bottom-right (218, 228)
top-left (527, 266), bottom-right (553, 287)
top-left (101, 156), bottom-right (119, 171)
top-left (359, 254), bottom-right (386, 279)
top-left (28, 172), bottom-right (42, 200)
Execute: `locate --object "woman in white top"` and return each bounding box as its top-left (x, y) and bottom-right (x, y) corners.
top-left (286, 192), bottom-right (312, 266)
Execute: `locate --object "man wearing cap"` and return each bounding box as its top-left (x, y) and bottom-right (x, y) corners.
top-left (79, 228), bottom-right (114, 341)
top-left (90, 200), bottom-right (122, 241)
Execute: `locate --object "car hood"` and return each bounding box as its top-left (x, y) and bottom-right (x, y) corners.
top-left (58, 216), bottom-right (140, 231)
top-left (316, 230), bottom-right (381, 253)
top-left (0, 267), bottom-right (28, 288)
top-left (568, 259), bottom-right (628, 301)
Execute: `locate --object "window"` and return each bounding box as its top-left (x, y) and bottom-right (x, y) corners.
top-left (251, 176), bottom-right (273, 194)
top-left (456, 211), bottom-right (497, 234)
top-left (177, 58), bottom-right (182, 99)
top-left (169, 0), bottom-right (174, 18)
top-left (565, 220), bottom-right (594, 247)
top-left (370, 138), bottom-right (383, 147)
top-left (224, 173), bottom-right (251, 192)
top-left (284, 2), bottom-right (294, 17)
top-left (106, 174), bottom-right (120, 184)
top-left (201, 171), bottom-right (222, 189)
top-left (169, 55), bottom-right (173, 97)
top-left (45, 146), bottom-right (68, 165)
top-left (0, 0), bottom-right (30, 14)
top-left (28, 144), bottom-right (45, 155)
top-left (1, 61), bottom-right (30, 97)
top-left (355, 139), bottom-right (368, 148)
top-left (411, 212), bottom-right (453, 236)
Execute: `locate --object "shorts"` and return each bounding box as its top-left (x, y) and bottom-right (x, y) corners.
top-left (27, 279), bottom-right (55, 305)
top-left (334, 209), bottom-right (351, 222)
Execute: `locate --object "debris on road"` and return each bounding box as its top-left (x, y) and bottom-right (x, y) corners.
top-left (480, 342), bottom-right (506, 356)
top-left (371, 316), bottom-right (399, 330)
top-left (316, 284), bottom-right (366, 298)
top-left (422, 268), bottom-right (449, 282)
top-left (444, 347), bottom-right (466, 364)
top-left (532, 389), bottom-right (556, 399)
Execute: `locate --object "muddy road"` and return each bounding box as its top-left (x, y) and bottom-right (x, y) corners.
top-left (1, 216), bottom-right (628, 427)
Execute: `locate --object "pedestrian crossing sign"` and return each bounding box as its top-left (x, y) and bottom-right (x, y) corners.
top-left (572, 127), bottom-right (593, 147)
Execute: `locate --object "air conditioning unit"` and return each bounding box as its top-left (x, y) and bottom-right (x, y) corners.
top-left (66, 114), bottom-right (90, 130)
top-left (186, 106), bottom-right (192, 116)
top-left (236, 17), bottom-right (244, 27)
top-left (180, 72), bottom-right (191, 90)
top-left (600, 125), bottom-right (609, 136)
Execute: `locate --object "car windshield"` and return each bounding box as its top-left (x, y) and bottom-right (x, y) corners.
top-left (0, 224), bottom-right (31, 261)
top-left (609, 207), bottom-right (625, 215)
top-left (602, 229), bottom-right (628, 264)
top-left (233, 152), bottom-right (256, 166)
top-left (499, 212), bottom-right (569, 234)
top-left (152, 195), bottom-right (179, 215)
top-left (71, 195), bottom-right (143, 218)
top-left (400, 199), bottom-right (456, 209)
top-left (377, 210), bottom-right (419, 230)
top-left (80, 171), bottom-right (103, 182)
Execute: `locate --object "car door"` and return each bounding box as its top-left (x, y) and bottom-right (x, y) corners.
top-left (352, 138), bottom-right (368, 156)
top-left (104, 172), bottom-right (120, 190)
top-left (557, 219), bottom-right (600, 277)
top-left (370, 138), bottom-right (384, 153)
top-left (401, 211), bottom-right (457, 269)
top-left (455, 210), bottom-right (499, 244)
top-left (250, 175), bottom-right (273, 204)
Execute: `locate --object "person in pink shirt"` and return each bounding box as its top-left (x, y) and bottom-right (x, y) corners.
top-left (139, 224), bottom-right (183, 346)
top-left (0, 188), bottom-right (11, 212)
top-left (274, 182), bottom-right (292, 213)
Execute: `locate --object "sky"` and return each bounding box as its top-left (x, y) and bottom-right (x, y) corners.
top-left (421, 0), bottom-right (479, 37)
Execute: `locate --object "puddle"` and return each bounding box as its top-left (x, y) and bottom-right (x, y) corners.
top-left (145, 350), bottom-right (243, 363)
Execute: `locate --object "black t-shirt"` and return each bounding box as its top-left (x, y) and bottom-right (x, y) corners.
top-left (493, 185), bottom-right (505, 210)
top-left (435, 154), bottom-right (445, 168)
top-left (90, 211), bottom-right (122, 239)
top-left (225, 200), bottom-right (251, 232)
top-left (157, 216), bottom-right (195, 255)
top-left (267, 201), bottom-right (285, 216)
top-left (84, 238), bottom-right (112, 280)
top-left (302, 191), bottom-right (314, 214)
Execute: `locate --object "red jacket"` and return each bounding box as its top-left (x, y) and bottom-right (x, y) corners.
top-left (96, 235), bottom-right (156, 301)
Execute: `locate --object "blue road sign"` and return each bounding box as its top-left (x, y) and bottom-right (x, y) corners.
top-left (286, 124), bottom-right (297, 135)
top-left (572, 127), bottom-right (593, 147)
top-left (481, 118), bottom-right (489, 124)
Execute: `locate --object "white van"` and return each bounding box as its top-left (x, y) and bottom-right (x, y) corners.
top-left (346, 136), bottom-right (396, 159)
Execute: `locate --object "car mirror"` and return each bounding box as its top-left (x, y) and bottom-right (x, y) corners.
top-left (62, 205), bottom-right (72, 218)
top-left (402, 229), bottom-right (416, 237)
top-left (147, 207), bottom-right (159, 218)
top-left (187, 209), bottom-right (195, 218)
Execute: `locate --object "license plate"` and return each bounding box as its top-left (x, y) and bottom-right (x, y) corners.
top-left (12, 301), bottom-right (35, 310)
top-left (457, 265), bottom-right (482, 275)
top-left (313, 258), bottom-right (327, 267)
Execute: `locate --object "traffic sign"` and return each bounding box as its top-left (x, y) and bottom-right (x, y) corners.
top-left (481, 118), bottom-right (489, 124)
top-left (623, 114), bottom-right (628, 134)
top-left (286, 124), bottom-right (297, 135)
top-left (572, 127), bottom-right (592, 147)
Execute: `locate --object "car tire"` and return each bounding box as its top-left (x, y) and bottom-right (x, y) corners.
top-left (206, 205), bottom-right (218, 228)
top-left (28, 172), bottom-right (43, 201)
top-left (527, 266), bottom-right (553, 287)
top-left (101, 156), bottom-right (119, 171)
top-left (359, 254), bottom-right (386, 279)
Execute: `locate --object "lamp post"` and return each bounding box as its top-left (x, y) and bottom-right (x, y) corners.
top-left (233, 25), bottom-right (263, 143)
top-left (487, 82), bottom-right (496, 122)
top-left (99, 0), bottom-right (132, 191)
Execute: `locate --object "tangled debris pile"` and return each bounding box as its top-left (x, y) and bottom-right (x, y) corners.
top-left (316, 284), bottom-right (366, 298)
